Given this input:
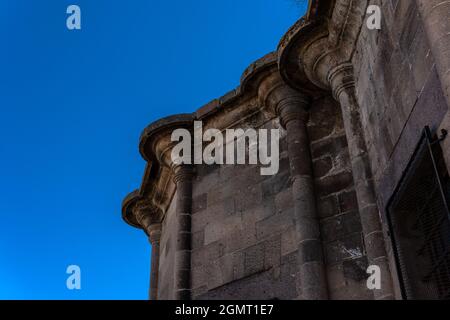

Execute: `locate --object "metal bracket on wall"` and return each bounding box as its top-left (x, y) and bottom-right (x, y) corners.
top-left (431, 129), bottom-right (448, 145)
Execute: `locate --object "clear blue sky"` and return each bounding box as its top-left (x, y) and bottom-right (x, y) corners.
top-left (0, 0), bottom-right (306, 299)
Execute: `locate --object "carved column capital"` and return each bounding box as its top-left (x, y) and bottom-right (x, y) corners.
top-left (134, 200), bottom-right (161, 235)
top-left (258, 72), bottom-right (311, 128)
top-left (327, 63), bottom-right (356, 101)
top-left (148, 223), bottom-right (162, 245)
top-left (277, 95), bottom-right (310, 128)
top-left (172, 165), bottom-right (194, 184)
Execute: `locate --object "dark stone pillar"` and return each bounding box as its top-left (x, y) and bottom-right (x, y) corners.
top-left (277, 90), bottom-right (328, 300)
top-left (328, 63), bottom-right (394, 300)
top-left (173, 165), bottom-right (193, 300)
top-left (148, 224), bottom-right (161, 300)
top-left (134, 203), bottom-right (162, 300)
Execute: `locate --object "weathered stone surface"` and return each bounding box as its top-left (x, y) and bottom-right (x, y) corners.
top-left (320, 211), bottom-right (362, 243)
top-left (256, 208), bottom-right (295, 240)
top-left (337, 190), bottom-right (358, 213)
top-left (315, 171), bottom-right (354, 197)
top-left (197, 256), bottom-right (298, 300)
top-left (325, 233), bottom-right (365, 265)
top-left (123, 0), bottom-right (448, 301)
top-left (317, 195), bottom-right (340, 219)
top-left (192, 193), bottom-right (207, 214)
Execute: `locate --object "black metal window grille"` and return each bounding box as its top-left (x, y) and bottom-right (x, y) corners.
top-left (387, 126), bottom-right (450, 300)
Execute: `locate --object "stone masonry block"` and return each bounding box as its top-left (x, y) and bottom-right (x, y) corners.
top-left (191, 229), bottom-right (204, 250)
top-left (264, 234), bottom-right (282, 269)
top-left (320, 211), bottom-right (362, 243)
top-left (256, 207), bottom-right (295, 240)
top-left (325, 232), bottom-right (365, 265)
top-left (311, 136), bottom-right (348, 160)
top-left (192, 193), bottom-right (207, 214)
top-left (337, 190), bottom-right (358, 213)
top-left (235, 185), bottom-right (263, 212)
top-left (191, 240), bottom-right (225, 268)
top-left (316, 194), bottom-right (340, 219)
top-left (313, 156), bottom-right (333, 178)
top-left (204, 213), bottom-right (242, 245)
top-left (244, 243), bottom-right (265, 276)
top-left (274, 188), bottom-right (294, 214)
top-left (224, 224), bottom-right (258, 254)
top-left (281, 225), bottom-right (298, 256)
top-left (315, 171), bottom-right (354, 197)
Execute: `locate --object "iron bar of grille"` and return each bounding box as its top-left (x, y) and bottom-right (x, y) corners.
top-left (422, 245), bottom-right (450, 281)
top-left (417, 214), bottom-right (447, 256)
top-left (415, 185), bottom-right (439, 223)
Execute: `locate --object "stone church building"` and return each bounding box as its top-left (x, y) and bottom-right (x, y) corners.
top-left (122, 0), bottom-right (450, 299)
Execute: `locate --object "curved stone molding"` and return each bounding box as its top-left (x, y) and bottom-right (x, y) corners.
top-left (121, 190), bottom-right (164, 300)
top-left (135, 198), bottom-right (163, 234)
top-left (195, 52), bottom-right (278, 120)
top-left (139, 114), bottom-right (195, 165)
top-left (123, 53), bottom-right (283, 231)
top-left (277, 0), bottom-right (335, 93)
top-left (278, 0), bottom-right (369, 91)
top-left (257, 71), bottom-right (310, 124)
top-left (121, 0), bottom-right (405, 300)
top-left (327, 62), bottom-right (355, 100)
top-left (121, 189), bottom-right (163, 232)
top-left (240, 52), bottom-right (278, 91)
top-left (122, 190), bottom-right (141, 229)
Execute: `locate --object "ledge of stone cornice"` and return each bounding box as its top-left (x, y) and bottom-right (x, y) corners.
top-left (124, 52), bottom-right (282, 225)
top-left (139, 113), bottom-right (195, 163)
top-left (277, 0), bottom-right (331, 51)
top-left (195, 52), bottom-right (278, 120)
top-left (239, 52), bottom-right (278, 91)
top-left (122, 189), bottom-right (141, 229)
top-left (277, 0), bottom-right (335, 93)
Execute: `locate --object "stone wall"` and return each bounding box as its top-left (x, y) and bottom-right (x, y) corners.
top-left (352, 0), bottom-right (449, 297)
top-left (123, 0), bottom-right (450, 300)
top-left (189, 111), bottom-right (298, 300)
top-left (310, 96), bottom-right (372, 299)
top-left (164, 94), bottom-right (371, 300)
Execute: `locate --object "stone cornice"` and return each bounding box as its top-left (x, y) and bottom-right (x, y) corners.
top-left (122, 190), bottom-right (141, 228)
top-left (257, 70), bottom-right (311, 125)
top-left (122, 188), bottom-right (164, 233)
top-left (139, 114), bottom-right (195, 164)
top-left (278, 0), bottom-right (368, 91)
top-left (277, 0), bottom-right (336, 93)
top-left (122, 0), bottom-right (369, 230)
top-left (122, 53), bottom-right (283, 229)
top-left (196, 52), bottom-right (279, 120)
top-left (122, 0), bottom-right (367, 227)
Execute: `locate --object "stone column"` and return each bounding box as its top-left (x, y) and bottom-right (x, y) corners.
top-left (134, 203), bottom-right (162, 300)
top-left (148, 224), bottom-right (162, 300)
top-left (276, 88), bottom-right (328, 300)
top-left (416, 0), bottom-right (450, 109)
top-left (328, 63), bottom-right (394, 300)
top-left (173, 165), bottom-right (194, 300)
